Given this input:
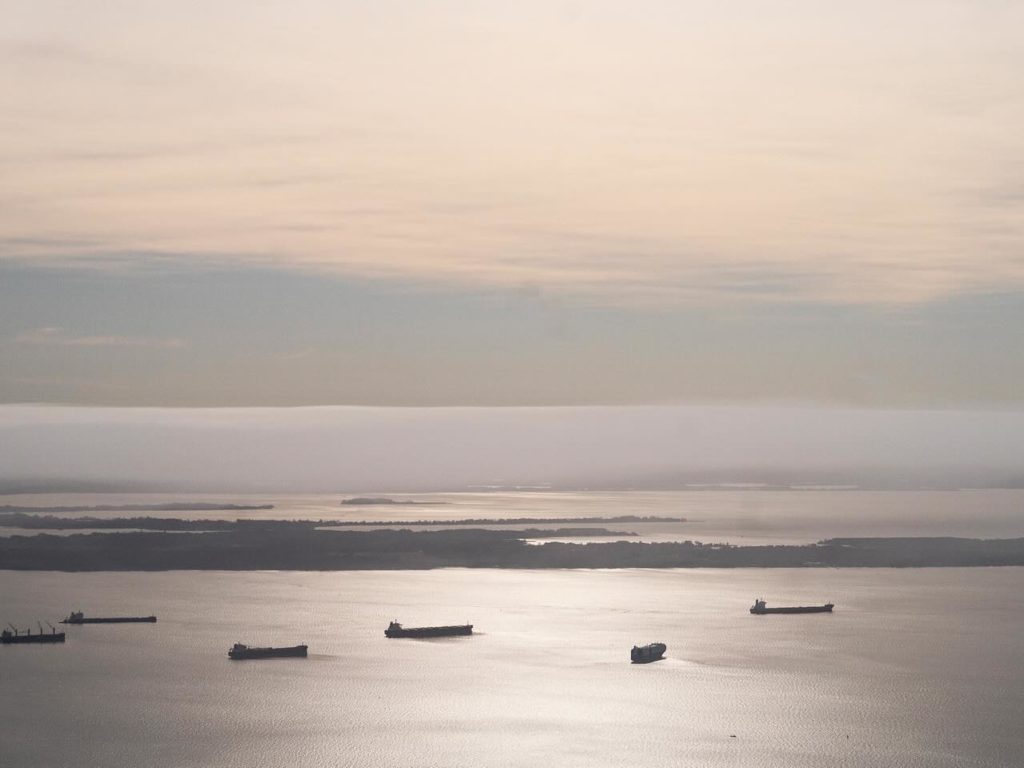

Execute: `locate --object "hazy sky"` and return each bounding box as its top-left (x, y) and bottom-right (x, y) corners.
top-left (3, 404), bottom-right (1024, 491)
top-left (2, 1), bottom-right (1023, 406)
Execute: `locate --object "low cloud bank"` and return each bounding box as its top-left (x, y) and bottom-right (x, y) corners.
top-left (1, 404), bottom-right (1023, 492)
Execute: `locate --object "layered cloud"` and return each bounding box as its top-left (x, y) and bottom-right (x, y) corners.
top-left (2, 1), bottom-right (1023, 306)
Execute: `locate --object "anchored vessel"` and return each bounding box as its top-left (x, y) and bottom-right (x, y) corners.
top-left (631, 642), bottom-right (667, 663)
top-left (2, 623), bottom-right (66, 644)
top-left (228, 643), bottom-right (308, 660)
top-left (62, 611), bottom-right (156, 624)
top-left (384, 620), bottom-right (473, 638)
top-left (750, 598), bottom-right (834, 615)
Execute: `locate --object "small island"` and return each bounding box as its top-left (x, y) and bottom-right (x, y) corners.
top-left (340, 497), bottom-right (449, 506)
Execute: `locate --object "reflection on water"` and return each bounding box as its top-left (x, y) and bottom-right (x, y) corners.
top-left (1, 567), bottom-right (1022, 767)
top-left (6, 488), bottom-right (1024, 544)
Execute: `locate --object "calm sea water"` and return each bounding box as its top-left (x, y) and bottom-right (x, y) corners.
top-left (2, 490), bottom-right (1023, 766)
top-left (1, 568), bottom-right (1022, 767)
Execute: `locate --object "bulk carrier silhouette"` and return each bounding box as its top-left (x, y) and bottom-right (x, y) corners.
top-left (228, 643), bottom-right (308, 660)
top-left (750, 598), bottom-right (834, 615)
top-left (631, 642), bottom-right (667, 663)
top-left (2, 623), bottom-right (65, 644)
top-left (384, 620), bottom-right (473, 638)
top-left (62, 611), bottom-right (156, 624)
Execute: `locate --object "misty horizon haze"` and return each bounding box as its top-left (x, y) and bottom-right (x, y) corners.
top-left (2, 403), bottom-right (1022, 493)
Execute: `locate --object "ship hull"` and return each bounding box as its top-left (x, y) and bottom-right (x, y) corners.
top-left (228, 645), bottom-right (307, 660)
top-left (385, 625), bottom-right (473, 638)
top-left (2, 633), bottom-right (66, 644)
top-left (750, 604), bottom-right (833, 615)
top-left (631, 643), bottom-right (667, 663)
top-left (63, 616), bottom-right (157, 624)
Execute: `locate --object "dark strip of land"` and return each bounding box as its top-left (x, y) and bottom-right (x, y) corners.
top-left (0, 513), bottom-right (685, 531)
top-left (323, 515), bottom-right (686, 527)
top-left (340, 498), bottom-right (449, 506)
top-left (0, 503), bottom-right (274, 514)
top-left (0, 514), bottom-right (268, 531)
top-left (0, 527), bottom-right (1022, 570)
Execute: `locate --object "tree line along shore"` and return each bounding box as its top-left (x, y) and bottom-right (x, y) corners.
top-left (1, 525), bottom-right (1022, 571)
top-left (0, 504), bottom-right (275, 515)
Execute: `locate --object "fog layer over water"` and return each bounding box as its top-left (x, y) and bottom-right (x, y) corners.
top-left (3, 405), bottom-right (1024, 492)
top-left (1, 568), bottom-right (1022, 768)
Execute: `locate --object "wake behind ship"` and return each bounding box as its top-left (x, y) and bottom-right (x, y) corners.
top-left (750, 598), bottom-right (834, 615)
top-left (384, 620), bottom-right (473, 638)
top-left (62, 611), bottom-right (156, 624)
top-left (228, 643), bottom-right (308, 660)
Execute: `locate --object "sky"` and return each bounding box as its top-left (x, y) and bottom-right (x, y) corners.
top-left (1, 1), bottom-right (1023, 409)
top-left (3, 404), bottom-right (1024, 492)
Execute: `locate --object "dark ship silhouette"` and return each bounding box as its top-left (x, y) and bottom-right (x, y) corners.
top-left (384, 620), bottom-right (473, 638)
top-left (2, 622), bottom-right (65, 644)
top-left (62, 611), bottom-right (157, 624)
top-left (228, 643), bottom-right (308, 660)
top-left (631, 642), bottom-right (667, 663)
top-left (750, 598), bottom-right (834, 615)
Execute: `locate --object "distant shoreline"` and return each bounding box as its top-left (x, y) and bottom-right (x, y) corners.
top-left (0, 503), bottom-right (275, 514)
top-left (1, 527), bottom-right (1022, 571)
top-left (340, 497), bottom-right (450, 506)
top-left (325, 515), bottom-right (687, 527)
top-left (0, 514), bottom-right (685, 531)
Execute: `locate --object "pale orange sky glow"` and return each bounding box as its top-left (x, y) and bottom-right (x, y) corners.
top-left (3, 2), bottom-right (1024, 408)
top-left (3, 1), bottom-right (1023, 306)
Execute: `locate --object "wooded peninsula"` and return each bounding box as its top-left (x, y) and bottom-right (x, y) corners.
top-left (1, 523), bottom-right (1022, 571)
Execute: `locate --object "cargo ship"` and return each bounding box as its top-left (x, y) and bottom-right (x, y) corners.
top-left (2, 623), bottom-right (66, 644)
top-left (228, 643), bottom-right (308, 660)
top-left (631, 642), bottom-right (667, 663)
top-left (750, 598), bottom-right (834, 615)
top-left (61, 611), bottom-right (156, 624)
top-left (384, 620), bottom-right (473, 638)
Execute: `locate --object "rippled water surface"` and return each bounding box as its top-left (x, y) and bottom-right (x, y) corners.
top-left (2, 567), bottom-right (1023, 767)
